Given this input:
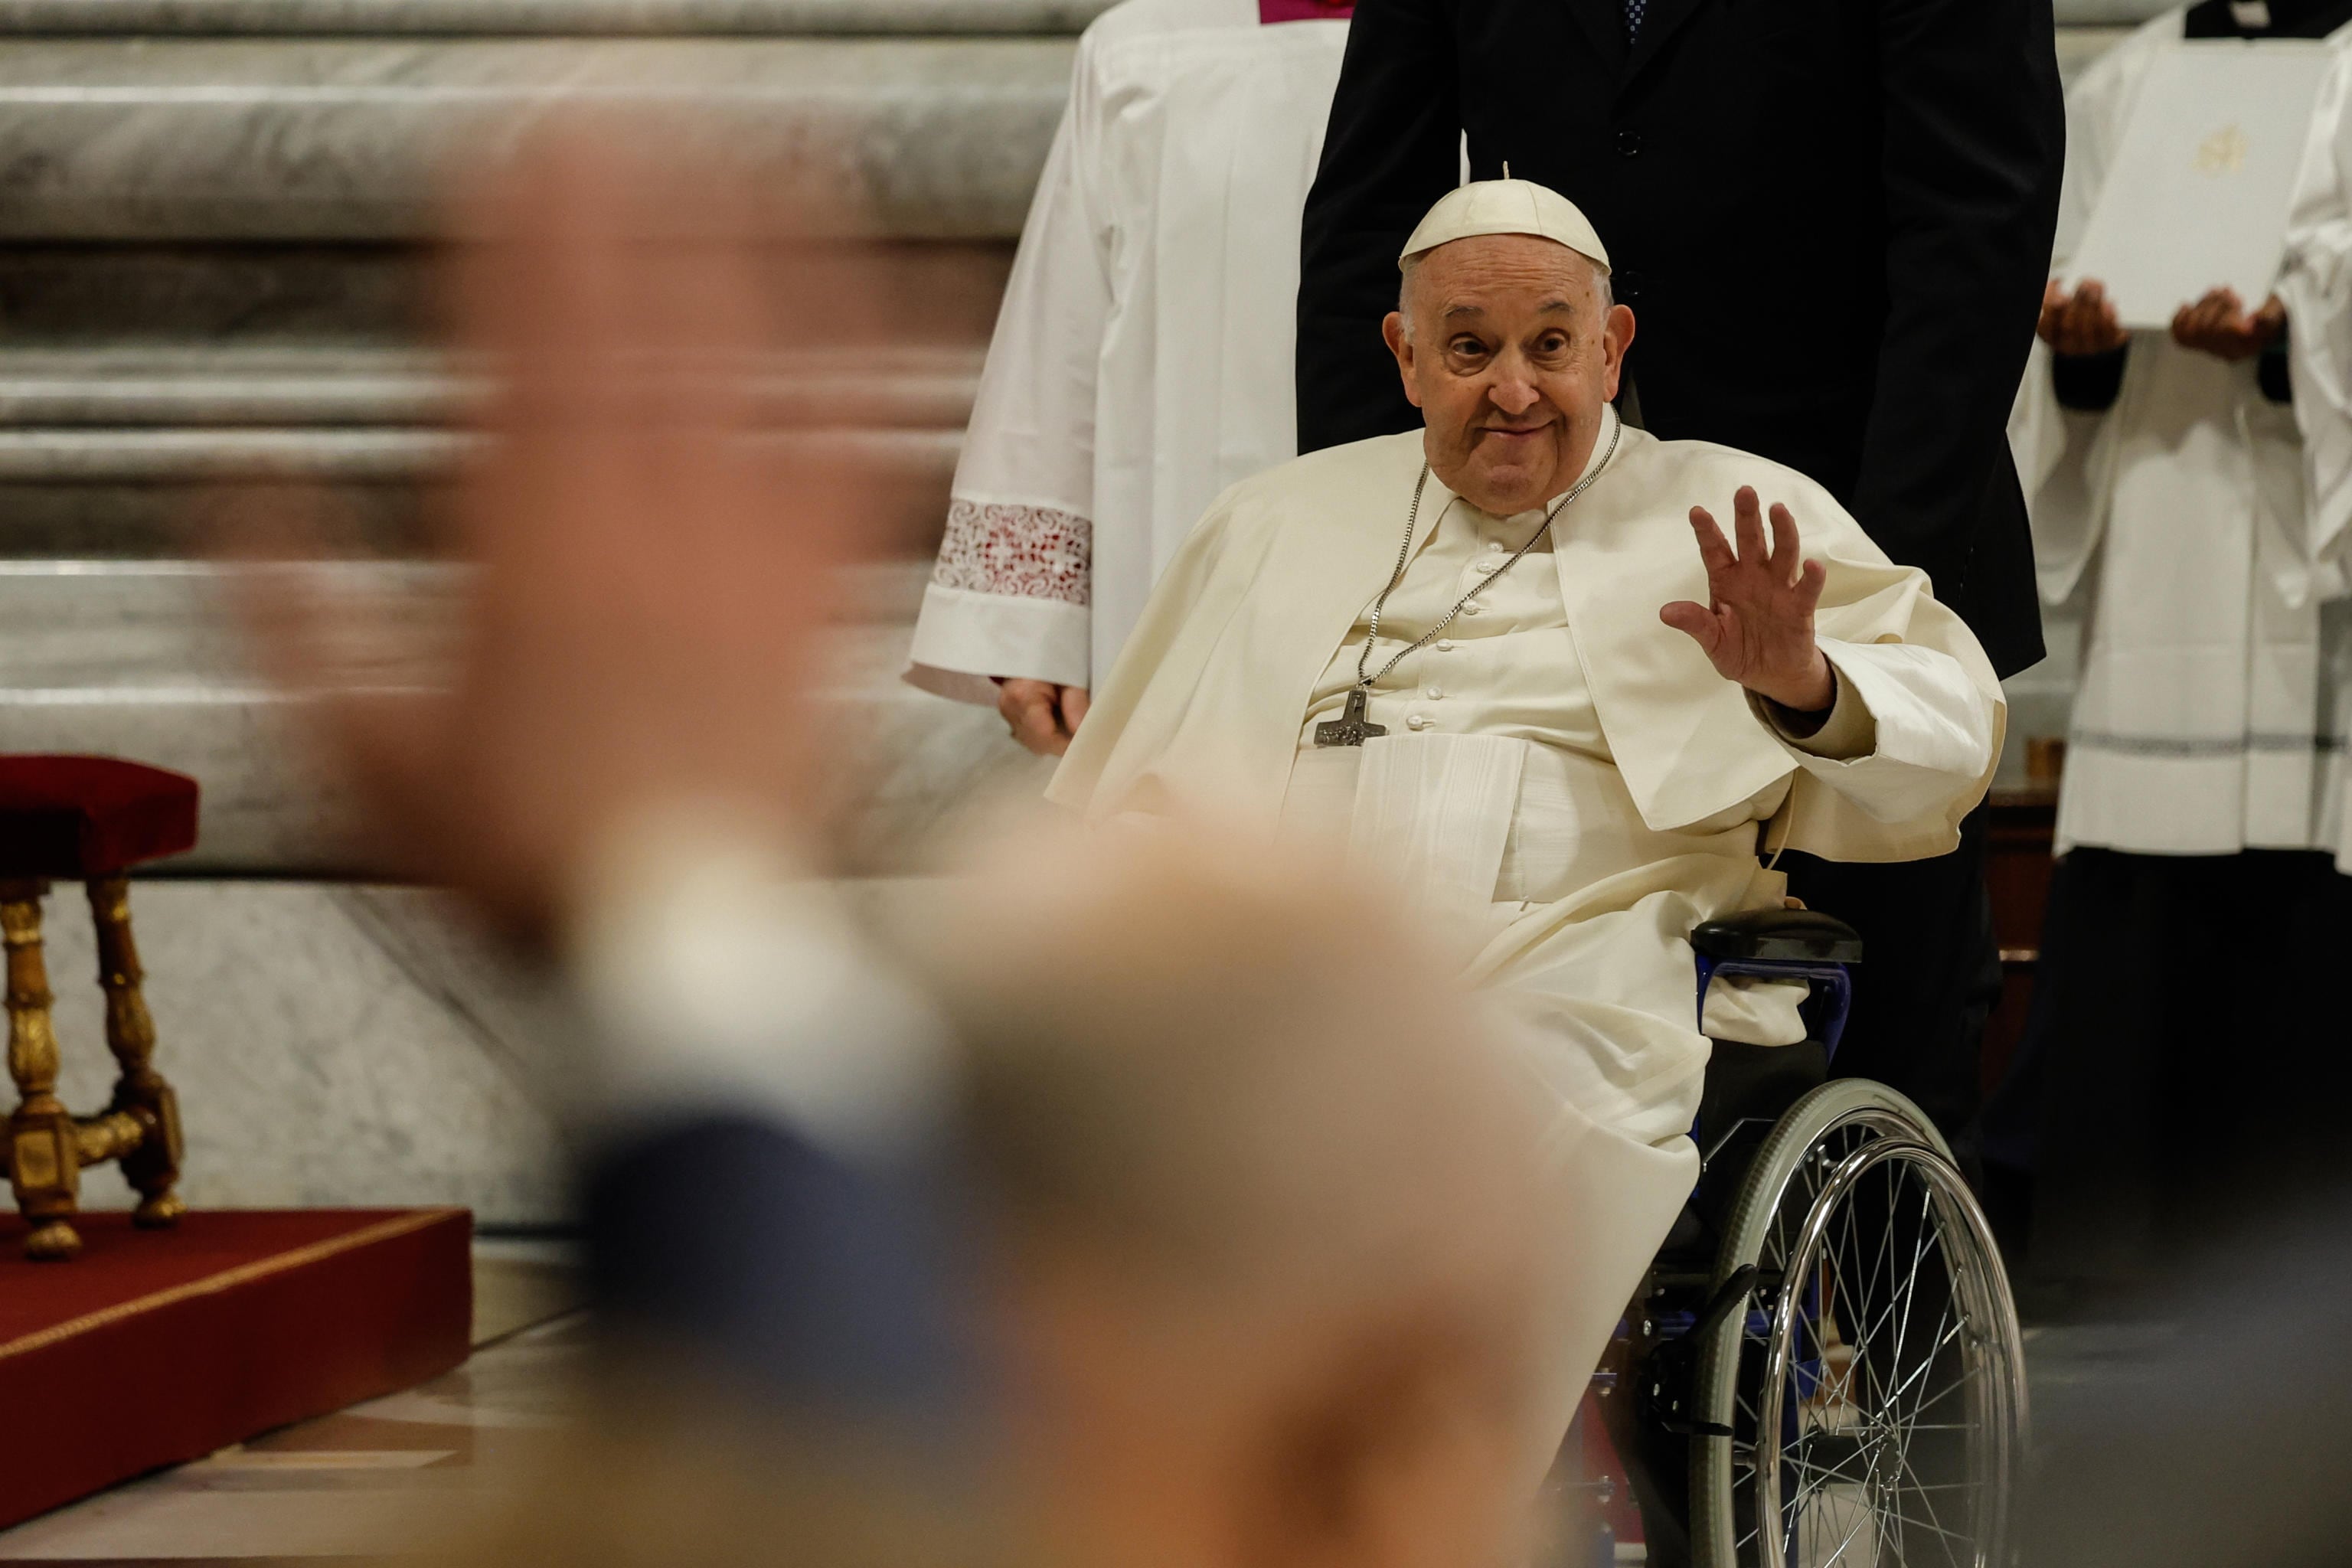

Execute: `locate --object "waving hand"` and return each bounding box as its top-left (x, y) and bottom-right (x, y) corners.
top-left (1658, 485), bottom-right (1835, 713)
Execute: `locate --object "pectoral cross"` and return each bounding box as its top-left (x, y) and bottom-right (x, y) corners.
top-left (1313, 688), bottom-right (1387, 748)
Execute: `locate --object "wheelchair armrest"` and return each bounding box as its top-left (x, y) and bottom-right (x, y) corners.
top-left (1691, 908), bottom-right (1863, 965)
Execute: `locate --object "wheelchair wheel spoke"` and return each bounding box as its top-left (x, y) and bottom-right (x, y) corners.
top-left (1846, 1188), bottom-right (1949, 1424)
top-left (1878, 1486), bottom-right (1978, 1559)
top-left (1798, 1489), bottom-right (1880, 1566)
top-left (1824, 1184), bottom-right (1938, 1419)
top-left (1871, 1297), bottom-right (1978, 1566)
top-left (1880, 1315), bottom-right (1968, 1426)
top-left (1894, 1367), bottom-right (1975, 1449)
top-left (1848, 1168), bottom-right (1903, 1340)
top-left (1689, 1096), bottom-right (2024, 1568)
top-left (1877, 1478), bottom-right (1988, 1491)
top-left (1886, 1428), bottom-right (1967, 1551)
top-left (1877, 1181), bottom-right (1939, 1408)
top-left (1788, 1356), bottom-right (1914, 1563)
top-left (1787, 1439), bottom-right (1878, 1494)
top-left (1787, 1464), bottom-right (1880, 1535)
top-left (1815, 1391), bottom-right (1909, 1551)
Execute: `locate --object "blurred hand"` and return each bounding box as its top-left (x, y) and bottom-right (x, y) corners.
top-left (1660, 485), bottom-right (1834, 713)
top-left (2171, 288), bottom-right (2286, 361)
top-left (227, 127), bottom-right (888, 941)
top-left (997, 680), bottom-right (1089, 756)
top-left (2038, 278), bottom-right (2129, 357)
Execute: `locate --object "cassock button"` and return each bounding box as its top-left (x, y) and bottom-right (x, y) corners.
top-left (1463, 602), bottom-right (1483, 616)
top-left (1615, 129), bottom-right (1642, 157)
top-left (1436, 639), bottom-right (1455, 652)
top-left (1426, 684), bottom-right (1445, 699)
top-left (1407, 714), bottom-right (1432, 730)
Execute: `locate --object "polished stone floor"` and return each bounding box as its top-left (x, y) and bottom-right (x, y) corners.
top-left (0, 1239), bottom-right (587, 1565)
top-left (0, 1282), bottom-right (2162, 1566)
top-left (0, 1315), bottom-right (590, 1563)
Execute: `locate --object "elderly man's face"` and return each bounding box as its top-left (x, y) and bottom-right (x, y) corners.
top-left (1380, 235), bottom-right (1634, 517)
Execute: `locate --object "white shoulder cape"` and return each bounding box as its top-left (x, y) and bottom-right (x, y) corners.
top-left (1049, 426), bottom-right (2004, 863)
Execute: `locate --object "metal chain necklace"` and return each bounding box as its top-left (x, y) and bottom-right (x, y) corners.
top-left (1314, 418), bottom-right (1624, 747)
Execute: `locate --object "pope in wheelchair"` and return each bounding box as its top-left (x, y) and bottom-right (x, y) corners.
top-left (1046, 178), bottom-right (2019, 1565)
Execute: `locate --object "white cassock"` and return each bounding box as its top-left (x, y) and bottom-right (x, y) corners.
top-left (903, 0), bottom-right (1349, 704)
top-left (2010, 11), bottom-right (2352, 867)
top-left (1050, 407), bottom-right (2004, 1463)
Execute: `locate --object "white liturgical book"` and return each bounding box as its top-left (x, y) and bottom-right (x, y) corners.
top-left (2069, 40), bottom-right (2334, 328)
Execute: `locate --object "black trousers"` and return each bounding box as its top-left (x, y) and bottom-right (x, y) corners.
top-left (1777, 801), bottom-right (2003, 1161)
top-left (1980, 847), bottom-right (2352, 1300)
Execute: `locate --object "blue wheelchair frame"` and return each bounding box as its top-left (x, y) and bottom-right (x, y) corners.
top-left (1691, 904), bottom-right (1860, 1060)
top-left (1570, 909), bottom-right (1865, 1567)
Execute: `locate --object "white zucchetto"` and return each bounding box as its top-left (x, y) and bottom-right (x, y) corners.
top-left (1399, 178), bottom-right (1612, 274)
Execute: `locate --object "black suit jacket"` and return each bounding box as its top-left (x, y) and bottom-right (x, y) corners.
top-left (1297, 0), bottom-right (2063, 677)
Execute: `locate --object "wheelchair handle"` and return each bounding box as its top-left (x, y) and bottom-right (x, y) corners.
top-left (1692, 910), bottom-right (1863, 1059)
top-left (1696, 956), bottom-right (1855, 1058)
top-left (1690, 908), bottom-right (1862, 964)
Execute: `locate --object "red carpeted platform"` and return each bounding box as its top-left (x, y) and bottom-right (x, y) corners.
top-left (0, 1208), bottom-right (472, 1531)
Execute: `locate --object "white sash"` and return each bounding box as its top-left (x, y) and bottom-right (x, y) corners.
top-left (1346, 733), bottom-right (1527, 925)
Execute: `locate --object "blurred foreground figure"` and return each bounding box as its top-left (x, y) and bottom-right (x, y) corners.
top-left (930, 833), bottom-right (1561, 1568)
top-left (906, 0), bottom-right (1351, 756)
top-left (467, 828), bottom-right (1563, 1568)
top-left (235, 124), bottom-right (1566, 1568)
top-left (1990, 3), bottom-right (2352, 1304)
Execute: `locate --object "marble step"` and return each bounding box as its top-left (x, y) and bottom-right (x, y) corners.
top-left (0, 0), bottom-right (2164, 34)
top-left (0, 38), bottom-right (1072, 243)
top-left (0, 428), bottom-right (965, 557)
top-left (0, 557), bottom-right (1040, 876)
top-left (0, 347), bottom-right (459, 426)
top-left (2, 554), bottom-right (923, 681)
top-left (0, 339), bottom-right (990, 559)
top-left (0, 344), bottom-right (982, 426)
top-left (0, 240), bottom-right (1011, 345)
top-left (0, 478), bottom-right (431, 559)
top-left (0, 23), bottom-right (2143, 252)
top-left (0, 0), bottom-right (1117, 32)
top-left (2052, 0), bottom-right (2169, 19)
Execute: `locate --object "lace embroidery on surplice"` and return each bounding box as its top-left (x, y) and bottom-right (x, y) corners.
top-left (931, 499), bottom-right (1093, 605)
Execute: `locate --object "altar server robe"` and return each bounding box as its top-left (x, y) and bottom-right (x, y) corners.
top-left (1049, 414), bottom-right (2004, 1453)
top-left (2010, 9), bottom-right (2352, 866)
top-left (904, 0), bottom-right (1349, 704)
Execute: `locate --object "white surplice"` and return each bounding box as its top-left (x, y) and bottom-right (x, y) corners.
top-left (1050, 410), bottom-right (2004, 1459)
top-left (2010, 12), bottom-right (2352, 865)
top-left (903, 0), bottom-right (1349, 704)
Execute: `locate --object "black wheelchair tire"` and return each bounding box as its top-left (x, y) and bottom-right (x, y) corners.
top-left (1685, 1079), bottom-right (2028, 1568)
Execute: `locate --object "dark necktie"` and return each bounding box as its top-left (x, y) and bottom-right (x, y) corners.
top-left (1625, 0), bottom-right (1646, 40)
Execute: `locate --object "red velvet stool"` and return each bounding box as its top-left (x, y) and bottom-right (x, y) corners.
top-left (0, 756), bottom-right (198, 1260)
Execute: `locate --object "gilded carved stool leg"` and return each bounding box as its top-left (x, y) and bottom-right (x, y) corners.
top-left (86, 876), bottom-right (185, 1229)
top-left (2, 880), bottom-right (81, 1260)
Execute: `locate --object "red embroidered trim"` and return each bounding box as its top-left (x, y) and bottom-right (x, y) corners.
top-left (933, 499), bottom-right (1093, 606)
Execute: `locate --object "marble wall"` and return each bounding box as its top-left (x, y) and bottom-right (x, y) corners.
top-left (0, 0), bottom-right (2168, 30)
top-left (0, 38), bottom-right (1071, 243)
top-left (1, 558), bottom-right (1051, 877)
top-left (35, 881), bottom-right (567, 1223)
top-left (0, 0), bottom-right (1119, 33)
